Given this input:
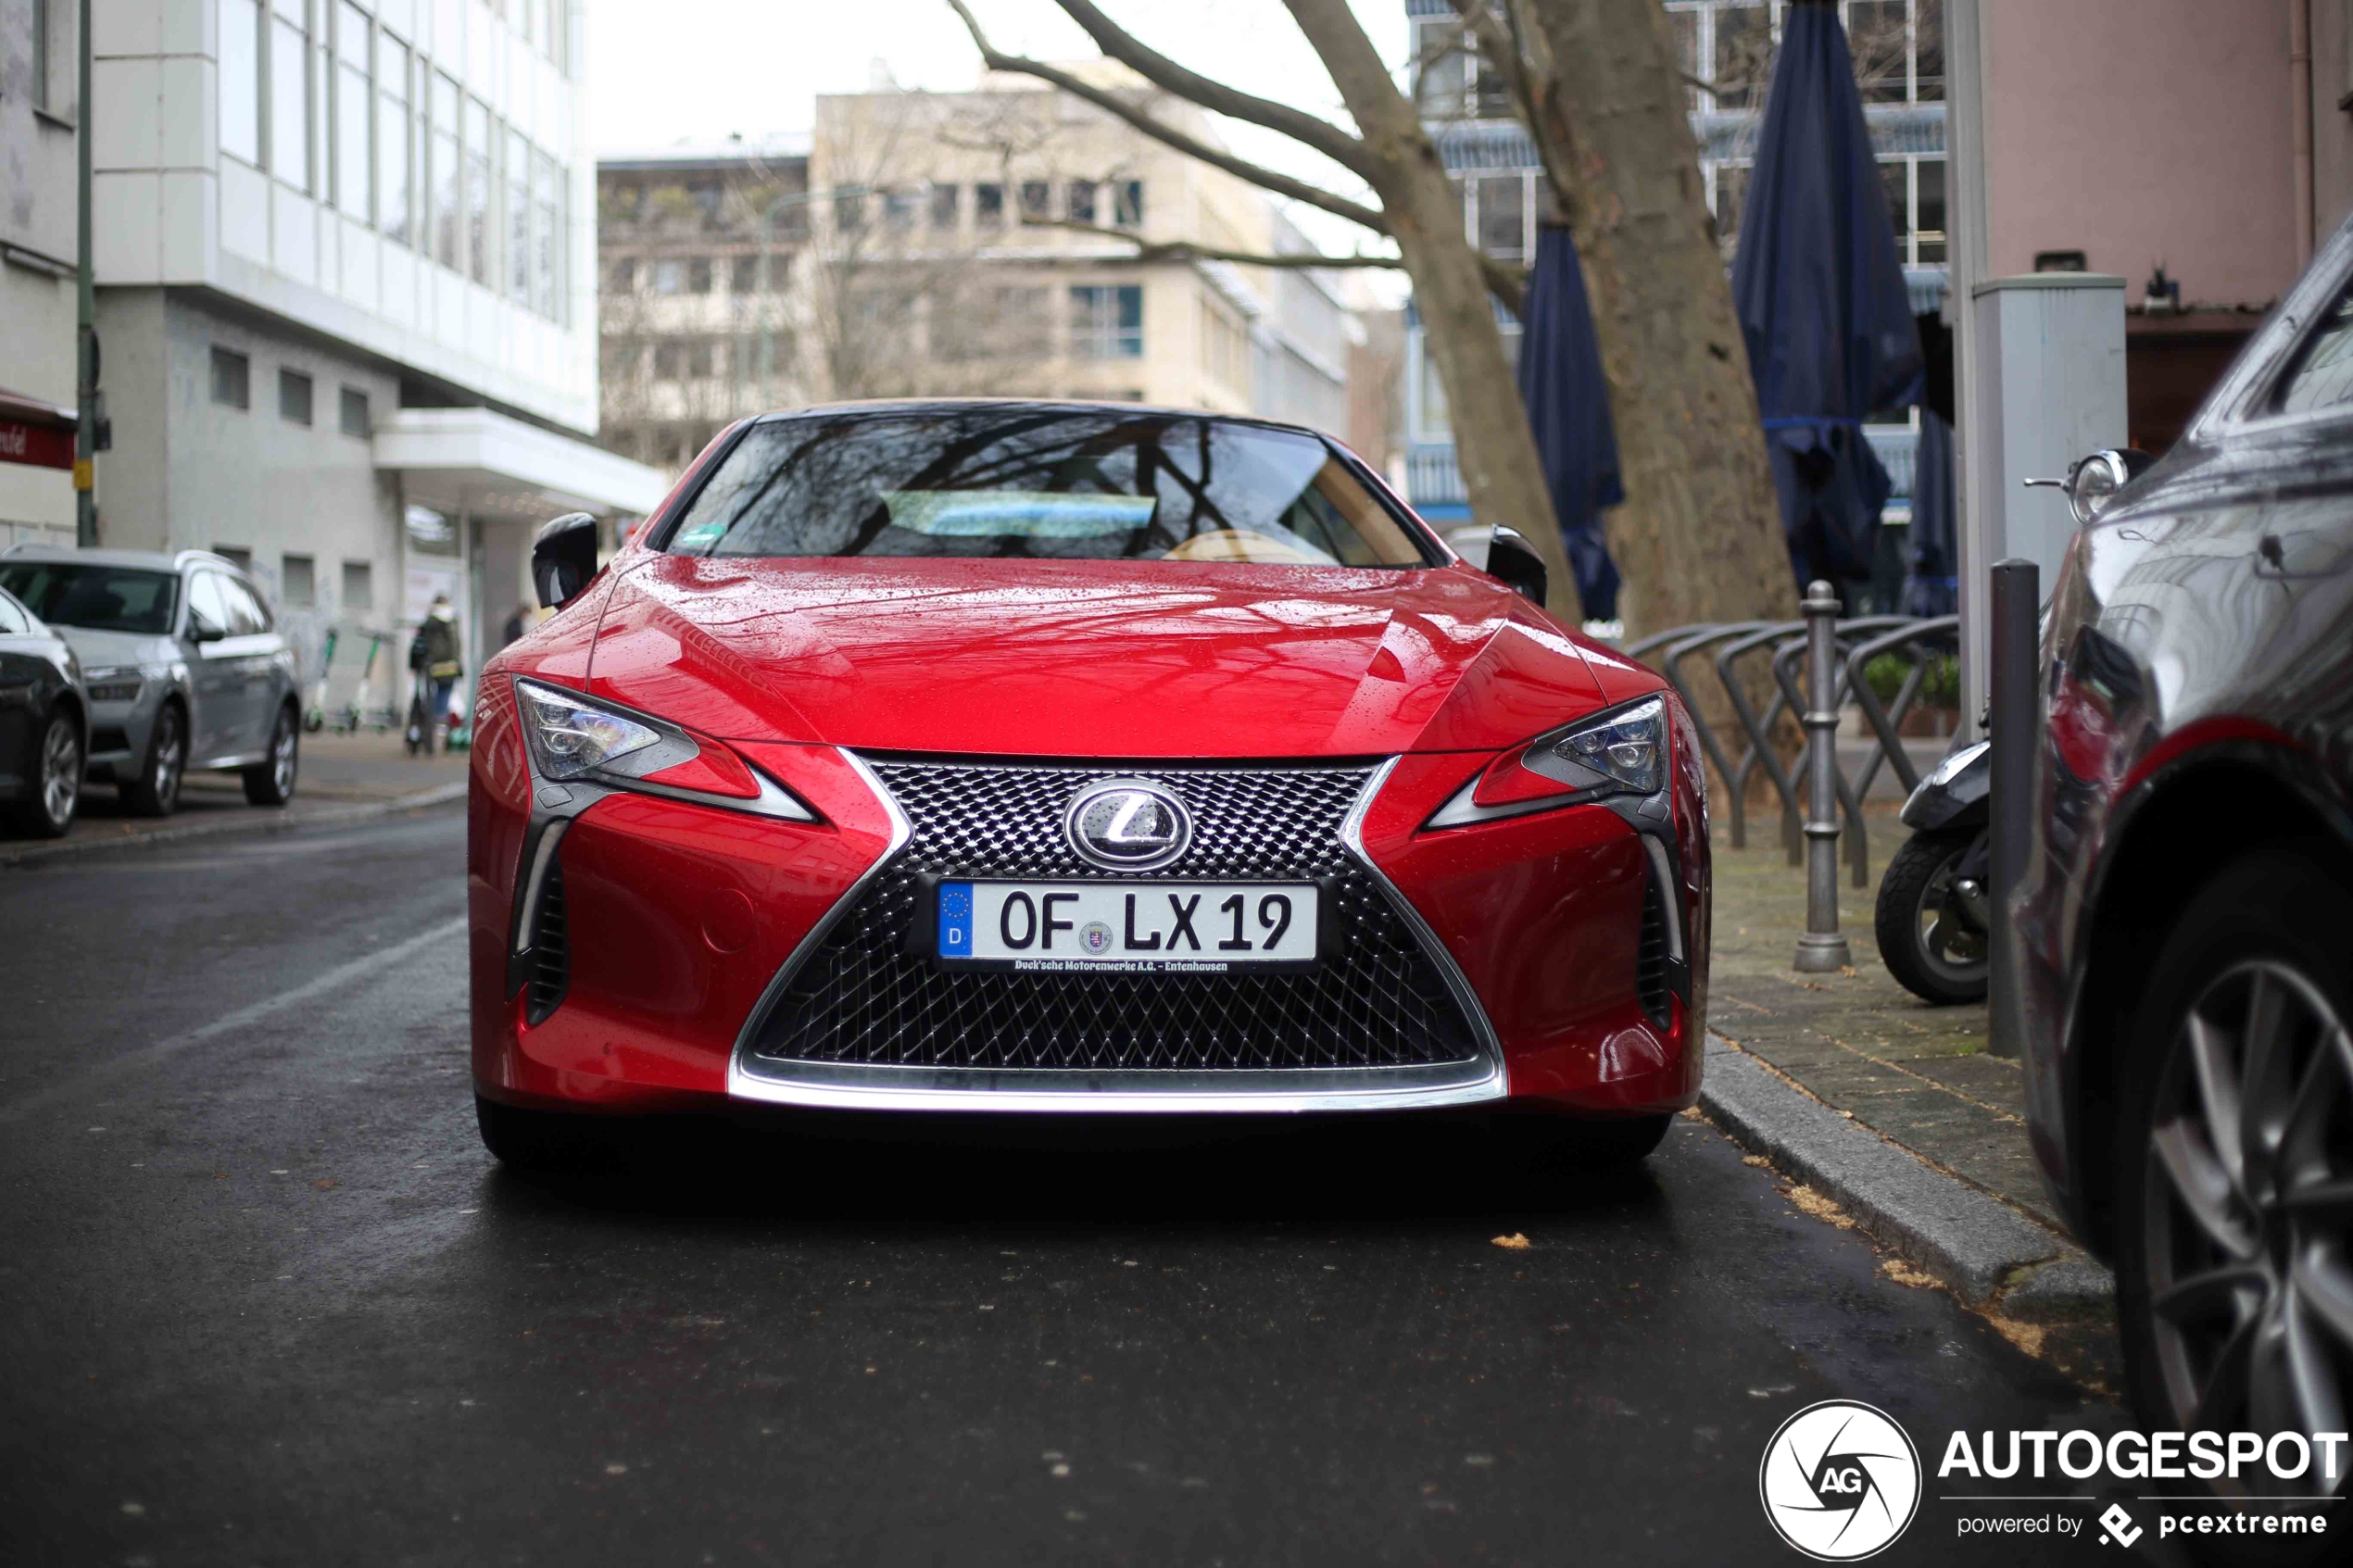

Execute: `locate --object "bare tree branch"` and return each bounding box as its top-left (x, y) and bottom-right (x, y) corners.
top-left (943, 0), bottom-right (1391, 238)
top-left (1013, 215), bottom-right (1406, 270)
top-left (1047, 0), bottom-right (1378, 183)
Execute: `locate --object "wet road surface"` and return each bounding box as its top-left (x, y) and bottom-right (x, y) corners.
top-left (0, 806), bottom-right (2119, 1564)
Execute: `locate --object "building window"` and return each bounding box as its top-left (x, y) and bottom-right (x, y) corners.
top-left (339, 386), bottom-right (370, 438)
top-left (431, 72), bottom-right (460, 270)
top-left (1020, 182), bottom-right (1051, 223)
top-left (31, 0), bottom-right (52, 114)
top-left (376, 31), bottom-right (410, 245)
top-left (534, 150), bottom-right (565, 321)
top-left (610, 257), bottom-right (637, 293)
top-left (1114, 181), bottom-right (1144, 228)
top-left (282, 554), bottom-right (317, 608)
top-left (222, 0), bottom-right (262, 163)
top-left (1071, 285), bottom-right (1144, 359)
top-left (464, 94), bottom-right (492, 284)
top-left (687, 257), bottom-right (713, 293)
top-left (334, 2), bottom-right (370, 220)
top-left (975, 182), bottom-right (1004, 228)
top-left (1475, 173), bottom-right (1527, 264)
top-left (1410, 17), bottom-right (1510, 119)
top-left (884, 189), bottom-right (918, 229)
top-left (930, 182), bottom-right (960, 230)
top-left (341, 559), bottom-right (373, 611)
top-left (652, 258), bottom-right (684, 294)
top-left (1416, 342), bottom-right (1450, 439)
top-left (269, 0), bottom-right (311, 188)
top-left (1067, 181), bottom-right (1098, 225)
top-left (279, 369), bottom-right (314, 425)
top-left (507, 130), bottom-right (533, 304)
top-left (210, 347), bottom-right (252, 410)
top-left (731, 255), bottom-right (761, 294)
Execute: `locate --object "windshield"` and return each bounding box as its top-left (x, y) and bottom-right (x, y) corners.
top-left (0, 562), bottom-right (179, 635)
top-left (661, 409), bottom-right (1432, 569)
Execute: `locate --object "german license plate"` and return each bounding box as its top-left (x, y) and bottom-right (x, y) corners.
top-left (936, 881), bottom-right (1319, 972)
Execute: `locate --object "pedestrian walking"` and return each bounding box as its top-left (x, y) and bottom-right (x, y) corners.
top-left (407, 595), bottom-right (461, 755)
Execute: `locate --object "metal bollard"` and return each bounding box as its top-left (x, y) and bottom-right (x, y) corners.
top-left (1792, 581), bottom-right (1852, 973)
top-left (1986, 558), bottom-right (2039, 1059)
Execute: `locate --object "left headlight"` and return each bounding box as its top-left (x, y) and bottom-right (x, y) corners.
top-left (512, 677), bottom-right (814, 821)
top-left (83, 666), bottom-right (147, 704)
top-left (1429, 695), bottom-right (1668, 828)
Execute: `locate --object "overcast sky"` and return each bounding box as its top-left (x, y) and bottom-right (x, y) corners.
top-left (586, 0), bottom-right (1410, 277)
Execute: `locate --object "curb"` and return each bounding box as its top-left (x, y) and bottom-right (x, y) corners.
top-left (1698, 1035), bottom-right (2113, 1317)
top-left (1, 781), bottom-right (469, 869)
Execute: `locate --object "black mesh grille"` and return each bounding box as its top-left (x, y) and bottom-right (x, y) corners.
top-left (525, 859), bottom-right (569, 1024)
top-left (1637, 873), bottom-right (1671, 1028)
top-left (747, 759), bottom-right (1481, 1073)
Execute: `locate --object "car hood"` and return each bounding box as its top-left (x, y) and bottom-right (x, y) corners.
top-left (52, 626), bottom-right (179, 671)
top-left (582, 554), bottom-right (1616, 759)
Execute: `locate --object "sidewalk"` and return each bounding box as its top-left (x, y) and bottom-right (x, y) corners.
top-left (3, 730), bottom-right (467, 866)
top-left (1700, 803), bottom-right (2120, 1384)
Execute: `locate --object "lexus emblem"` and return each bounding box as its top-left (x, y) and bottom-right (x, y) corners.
top-left (1064, 779), bottom-right (1192, 872)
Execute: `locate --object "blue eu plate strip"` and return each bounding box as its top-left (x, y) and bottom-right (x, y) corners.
top-left (937, 881), bottom-right (974, 957)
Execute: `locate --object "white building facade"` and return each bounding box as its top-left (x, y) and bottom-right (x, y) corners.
top-left (1, 0), bottom-right (82, 552)
top-left (83, 0), bottom-right (660, 713)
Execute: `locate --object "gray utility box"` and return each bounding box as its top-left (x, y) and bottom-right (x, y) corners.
top-left (1960, 272), bottom-right (2128, 717)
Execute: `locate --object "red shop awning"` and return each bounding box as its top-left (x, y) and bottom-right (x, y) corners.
top-left (0, 387), bottom-right (76, 471)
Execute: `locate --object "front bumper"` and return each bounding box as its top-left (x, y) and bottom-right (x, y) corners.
top-left (469, 701), bottom-right (1704, 1120)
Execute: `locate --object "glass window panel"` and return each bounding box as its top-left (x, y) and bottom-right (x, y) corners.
top-left (466, 96), bottom-right (492, 284)
top-left (1415, 18), bottom-right (1466, 116)
top-left (1067, 180), bottom-right (1096, 224)
top-left (2278, 285), bottom-right (2353, 413)
top-left (1916, 0), bottom-right (1945, 101)
top-left (222, 0), bottom-right (262, 163)
top-left (432, 72), bottom-right (460, 269)
top-left (535, 150), bottom-right (562, 320)
top-left (1671, 8), bottom-right (1700, 111)
top-left (975, 183), bottom-right (1003, 227)
top-left (1416, 342), bottom-right (1450, 438)
top-left (1477, 173), bottom-right (1526, 263)
top-left (1714, 4), bottom-right (1768, 109)
top-left (1070, 284), bottom-right (1143, 358)
top-left (282, 555), bottom-right (316, 608)
top-left (1019, 181), bottom-right (1051, 221)
top-left (270, 15), bottom-right (310, 185)
top-left (1916, 157), bottom-right (1946, 263)
top-left (336, 8), bottom-right (371, 220)
top-left (279, 368), bottom-right (313, 424)
top-left (377, 40), bottom-right (410, 245)
top-left (1881, 158), bottom-right (1911, 263)
top-left (507, 129), bottom-right (532, 301)
top-left (930, 182), bottom-right (958, 230)
top-left (1848, 0), bottom-right (1909, 103)
top-left (1114, 180), bottom-right (1143, 228)
top-left (340, 386), bottom-right (371, 437)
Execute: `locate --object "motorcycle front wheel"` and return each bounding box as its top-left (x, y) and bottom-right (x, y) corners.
top-left (1874, 828), bottom-right (1990, 1005)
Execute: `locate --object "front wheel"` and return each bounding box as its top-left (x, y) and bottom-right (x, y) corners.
top-left (6, 709), bottom-right (82, 838)
top-left (1873, 828), bottom-right (1989, 1005)
top-left (2114, 849), bottom-right (2353, 1548)
top-left (120, 702), bottom-right (184, 818)
top-left (243, 705), bottom-right (298, 806)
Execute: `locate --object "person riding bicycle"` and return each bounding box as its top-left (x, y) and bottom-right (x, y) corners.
top-left (407, 596), bottom-right (461, 752)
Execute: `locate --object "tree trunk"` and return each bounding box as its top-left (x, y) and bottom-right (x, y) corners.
top-left (1517, 0), bottom-right (1794, 642)
top-left (1281, 0), bottom-right (1583, 624)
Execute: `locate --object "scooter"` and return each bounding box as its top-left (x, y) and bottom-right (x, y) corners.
top-left (1874, 738), bottom-right (1990, 1005)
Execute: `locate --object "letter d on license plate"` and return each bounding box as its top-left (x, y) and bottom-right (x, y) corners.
top-left (937, 880), bottom-right (1318, 972)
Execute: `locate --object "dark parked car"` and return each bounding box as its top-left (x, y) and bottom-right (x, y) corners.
top-left (2020, 213), bottom-right (2353, 1524)
top-left (0, 584), bottom-right (87, 838)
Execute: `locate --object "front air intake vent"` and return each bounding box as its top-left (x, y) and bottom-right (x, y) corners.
top-left (1636, 872), bottom-right (1672, 1029)
top-left (524, 859), bottom-right (570, 1024)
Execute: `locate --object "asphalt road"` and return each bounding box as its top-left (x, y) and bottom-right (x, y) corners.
top-left (0, 805), bottom-right (2120, 1566)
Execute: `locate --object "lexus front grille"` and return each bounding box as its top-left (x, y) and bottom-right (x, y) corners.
top-left (741, 759), bottom-right (1484, 1074)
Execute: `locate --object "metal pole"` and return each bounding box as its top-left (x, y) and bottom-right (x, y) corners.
top-left (73, 0), bottom-right (97, 547)
top-left (1985, 558), bottom-right (2039, 1059)
top-left (1793, 580), bottom-right (1852, 973)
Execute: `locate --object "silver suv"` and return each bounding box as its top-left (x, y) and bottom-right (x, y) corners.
top-left (0, 546), bottom-right (300, 815)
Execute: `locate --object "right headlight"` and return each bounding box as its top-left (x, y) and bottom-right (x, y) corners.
top-left (511, 677), bottom-right (814, 821)
top-left (1428, 696), bottom-right (1668, 828)
top-left (82, 667), bottom-right (146, 704)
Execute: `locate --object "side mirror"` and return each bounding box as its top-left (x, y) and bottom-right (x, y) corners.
top-left (187, 612), bottom-right (225, 645)
top-left (532, 512), bottom-right (602, 611)
top-left (1485, 525), bottom-right (1549, 607)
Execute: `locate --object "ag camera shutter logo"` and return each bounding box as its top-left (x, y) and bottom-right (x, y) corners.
top-left (1758, 1400), bottom-right (1921, 1560)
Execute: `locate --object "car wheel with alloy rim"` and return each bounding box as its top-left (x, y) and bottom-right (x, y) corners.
top-left (120, 701), bottom-right (184, 817)
top-left (6, 709), bottom-right (82, 838)
top-left (2116, 848), bottom-right (2353, 1553)
top-left (243, 704), bottom-right (298, 807)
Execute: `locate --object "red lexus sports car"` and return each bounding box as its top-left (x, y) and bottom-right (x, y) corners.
top-left (466, 402), bottom-right (1708, 1167)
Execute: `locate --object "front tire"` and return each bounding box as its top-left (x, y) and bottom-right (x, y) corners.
top-left (6, 709), bottom-right (82, 838)
top-left (1874, 829), bottom-right (1989, 1005)
top-left (243, 704), bottom-right (298, 806)
top-left (2114, 849), bottom-right (2353, 1545)
top-left (120, 701), bottom-right (184, 818)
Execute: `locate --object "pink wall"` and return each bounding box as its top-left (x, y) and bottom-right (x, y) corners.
top-left (1983, 0), bottom-right (2297, 308)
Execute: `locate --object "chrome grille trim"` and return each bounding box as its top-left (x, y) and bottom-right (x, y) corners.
top-left (727, 753), bottom-right (1504, 1113)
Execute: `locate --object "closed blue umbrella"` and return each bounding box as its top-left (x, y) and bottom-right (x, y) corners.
top-left (1901, 408), bottom-right (1958, 615)
top-left (1730, 0), bottom-right (1923, 591)
top-left (1516, 224), bottom-right (1623, 621)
